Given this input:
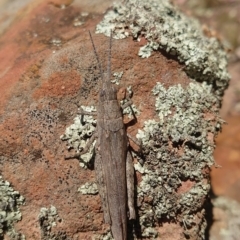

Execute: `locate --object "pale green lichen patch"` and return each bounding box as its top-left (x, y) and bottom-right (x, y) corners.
top-left (111, 71), bottom-right (123, 85)
top-left (0, 175), bottom-right (25, 240)
top-left (142, 227), bottom-right (158, 238)
top-left (38, 206), bottom-right (62, 240)
top-left (135, 82), bottom-right (221, 239)
top-left (96, 0), bottom-right (229, 96)
top-left (60, 106), bottom-right (96, 168)
top-left (78, 182), bottom-right (98, 195)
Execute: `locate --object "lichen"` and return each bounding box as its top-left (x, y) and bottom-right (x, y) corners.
top-left (0, 175), bottom-right (25, 240)
top-left (78, 182), bottom-right (98, 195)
top-left (60, 106), bottom-right (97, 168)
top-left (134, 82), bottom-right (221, 239)
top-left (111, 71), bottom-right (123, 85)
top-left (96, 0), bottom-right (230, 97)
top-left (38, 205), bottom-right (62, 240)
top-left (73, 12), bottom-right (89, 27)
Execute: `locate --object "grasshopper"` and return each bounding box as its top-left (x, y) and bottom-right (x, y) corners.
top-left (65, 32), bottom-right (136, 240)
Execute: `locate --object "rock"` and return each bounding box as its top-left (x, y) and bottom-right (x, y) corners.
top-left (0, 0), bottom-right (229, 239)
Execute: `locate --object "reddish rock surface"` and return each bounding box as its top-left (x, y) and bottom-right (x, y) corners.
top-left (2, 0), bottom-right (239, 239)
top-left (212, 115), bottom-right (240, 201)
top-left (0, 0), bottom-right (193, 239)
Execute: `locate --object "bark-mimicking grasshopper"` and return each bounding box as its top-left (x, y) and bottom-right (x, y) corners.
top-left (65, 32), bottom-right (136, 240)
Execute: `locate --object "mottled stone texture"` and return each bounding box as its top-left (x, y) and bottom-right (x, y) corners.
top-left (0, 0), bottom-right (229, 239)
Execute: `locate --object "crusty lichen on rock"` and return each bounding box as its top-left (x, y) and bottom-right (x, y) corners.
top-left (60, 106), bottom-right (96, 168)
top-left (134, 82), bottom-right (221, 239)
top-left (0, 175), bottom-right (25, 239)
top-left (38, 205), bottom-right (66, 240)
top-left (96, 0), bottom-right (230, 97)
top-left (78, 182), bottom-right (98, 195)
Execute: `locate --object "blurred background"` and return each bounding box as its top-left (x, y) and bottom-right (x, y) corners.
top-left (0, 0), bottom-right (239, 239)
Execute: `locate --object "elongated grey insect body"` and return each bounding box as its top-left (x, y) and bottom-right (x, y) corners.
top-left (90, 31), bottom-right (134, 240)
top-left (65, 31), bottom-right (136, 240)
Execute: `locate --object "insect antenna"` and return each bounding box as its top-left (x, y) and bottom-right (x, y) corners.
top-left (88, 31), bottom-right (104, 82)
top-left (107, 31), bottom-right (113, 82)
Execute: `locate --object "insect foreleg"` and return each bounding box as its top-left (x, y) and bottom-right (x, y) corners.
top-left (121, 99), bottom-right (133, 109)
top-left (121, 98), bottom-right (138, 126)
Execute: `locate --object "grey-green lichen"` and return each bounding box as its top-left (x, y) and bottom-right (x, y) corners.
top-left (96, 0), bottom-right (230, 96)
top-left (134, 82), bottom-right (221, 239)
top-left (73, 12), bottom-right (89, 27)
top-left (111, 71), bottom-right (123, 85)
top-left (78, 182), bottom-right (98, 195)
top-left (60, 106), bottom-right (96, 168)
top-left (0, 175), bottom-right (25, 240)
top-left (38, 206), bottom-right (62, 240)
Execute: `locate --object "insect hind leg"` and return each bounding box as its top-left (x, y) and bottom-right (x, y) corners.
top-left (126, 150), bottom-right (136, 220)
top-left (95, 146), bottom-right (111, 223)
